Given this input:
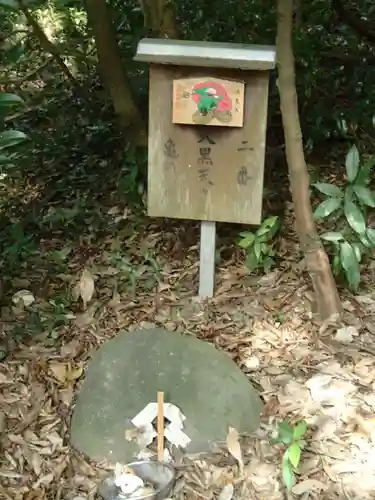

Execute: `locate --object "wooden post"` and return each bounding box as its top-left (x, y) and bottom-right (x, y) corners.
top-left (157, 391), bottom-right (164, 461)
top-left (199, 220), bottom-right (216, 298)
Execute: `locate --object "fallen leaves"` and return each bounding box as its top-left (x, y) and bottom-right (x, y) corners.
top-left (76, 269), bottom-right (95, 309)
top-left (218, 483), bottom-right (234, 500)
top-left (2, 247), bottom-right (375, 500)
top-left (0, 353), bottom-right (97, 500)
top-left (292, 478), bottom-right (328, 496)
top-left (226, 427), bottom-right (244, 474)
top-left (49, 362), bottom-right (83, 385)
top-left (351, 412), bottom-right (375, 441)
top-left (334, 325), bottom-right (359, 343)
top-left (12, 289), bottom-right (35, 307)
top-left (0, 411), bottom-right (5, 434)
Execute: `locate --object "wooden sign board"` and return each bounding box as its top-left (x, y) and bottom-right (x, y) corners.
top-left (172, 77), bottom-right (245, 128)
top-left (148, 66), bottom-right (269, 225)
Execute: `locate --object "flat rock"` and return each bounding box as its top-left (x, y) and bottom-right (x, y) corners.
top-left (70, 328), bottom-right (262, 464)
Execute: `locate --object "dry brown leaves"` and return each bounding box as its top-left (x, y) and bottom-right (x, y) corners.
top-left (2, 249), bottom-right (375, 500)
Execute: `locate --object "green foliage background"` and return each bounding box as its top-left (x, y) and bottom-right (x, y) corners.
top-left (0, 0), bottom-right (374, 297)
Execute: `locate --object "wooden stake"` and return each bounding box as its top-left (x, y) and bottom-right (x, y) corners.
top-left (199, 220), bottom-right (216, 298)
top-left (157, 391), bottom-right (164, 462)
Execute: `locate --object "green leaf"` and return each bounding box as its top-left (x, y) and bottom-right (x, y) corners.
top-left (256, 226), bottom-right (270, 238)
top-left (293, 421), bottom-right (307, 440)
top-left (332, 253), bottom-right (342, 276)
top-left (258, 215), bottom-right (279, 231)
top-left (0, 153), bottom-right (12, 165)
top-left (345, 144), bottom-right (360, 182)
top-left (366, 228), bottom-right (375, 247)
top-left (288, 442), bottom-right (301, 469)
top-left (344, 185), bottom-right (354, 203)
top-left (353, 185), bottom-right (375, 207)
top-left (238, 234), bottom-right (255, 249)
top-left (0, 93), bottom-right (24, 108)
top-left (357, 232), bottom-right (372, 248)
top-left (277, 421), bottom-right (294, 445)
top-left (340, 241), bottom-right (361, 291)
top-left (260, 242), bottom-right (268, 254)
top-left (320, 231), bottom-right (344, 243)
top-left (344, 199), bottom-right (366, 234)
top-left (282, 452), bottom-right (295, 490)
top-left (253, 241), bottom-right (262, 260)
top-left (312, 182), bottom-right (343, 197)
top-left (356, 153), bottom-right (375, 186)
top-left (256, 215), bottom-right (280, 238)
top-left (278, 420), bottom-right (293, 434)
top-left (0, 130), bottom-right (28, 150)
top-left (263, 256), bottom-right (275, 273)
top-left (4, 42), bottom-right (24, 65)
top-left (352, 243), bottom-right (362, 263)
top-left (313, 197), bottom-right (342, 219)
top-left (246, 252), bottom-right (258, 273)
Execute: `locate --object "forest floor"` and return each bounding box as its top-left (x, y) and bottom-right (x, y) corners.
top-left (1, 91), bottom-right (375, 498)
top-left (1, 217), bottom-right (375, 500)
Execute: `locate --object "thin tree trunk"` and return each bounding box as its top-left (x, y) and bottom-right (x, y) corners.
top-left (139, 0), bottom-right (178, 38)
top-left (84, 0), bottom-right (147, 145)
top-left (276, 0), bottom-right (342, 320)
top-left (18, 0), bottom-right (77, 85)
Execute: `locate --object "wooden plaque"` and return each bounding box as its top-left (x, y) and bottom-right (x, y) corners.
top-left (148, 66), bottom-right (270, 225)
top-left (172, 77), bottom-right (245, 128)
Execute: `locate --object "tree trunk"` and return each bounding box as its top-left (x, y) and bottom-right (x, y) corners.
top-left (84, 0), bottom-right (147, 145)
top-left (18, 0), bottom-right (77, 85)
top-left (139, 0), bottom-right (178, 38)
top-left (276, 0), bottom-right (342, 320)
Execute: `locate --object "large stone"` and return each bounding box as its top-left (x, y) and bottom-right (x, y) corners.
top-left (70, 328), bottom-right (262, 464)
